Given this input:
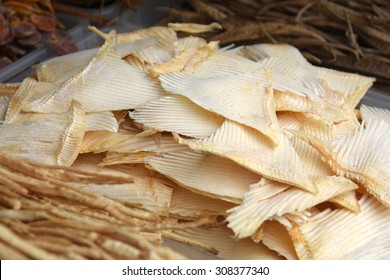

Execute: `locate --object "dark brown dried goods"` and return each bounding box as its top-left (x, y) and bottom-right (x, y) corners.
top-left (11, 22), bottom-right (37, 38)
top-left (17, 32), bottom-right (43, 48)
top-left (0, 56), bottom-right (12, 69)
top-left (0, 13), bottom-right (10, 42)
top-left (0, 1), bottom-right (76, 71)
top-left (29, 13), bottom-right (56, 33)
top-left (50, 29), bottom-right (77, 55)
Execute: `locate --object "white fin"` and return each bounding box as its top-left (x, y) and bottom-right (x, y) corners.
top-left (151, 44), bottom-right (259, 78)
top-left (262, 221), bottom-right (299, 260)
top-left (116, 26), bottom-right (177, 66)
top-left (4, 78), bottom-right (57, 124)
top-left (176, 120), bottom-right (316, 193)
top-left (0, 103), bottom-right (85, 165)
top-left (85, 111), bottom-right (118, 132)
top-left (315, 67), bottom-right (375, 110)
top-left (360, 104), bottom-right (390, 124)
top-left (227, 176), bottom-right (357, 238)
top-left (24, 31), bottom-right (165, 113)
top-left (174, 36), bottom-right (207, 54)
top-left (170, 186), bottom-right (235, 218)
top-left (257, 57), bottom-right (325, 100)
top-left (130, 95), bottom-right (224, 138)
top-left (145, 150), bottom-right (261, 203)
top-left (238, 43), bottom-right (310, 65)
top-left (294, 120), bottom-right (390, 207)
top-left (290, 136), bottom-right (333, 176)
top-left (159, 71), bottom-right (280, 143)
top-left (277, 112), bottom-right (303, 132)
top-left (0, 96), bottom-right (10, 122)
top-left (290, 196), bottom-right (390, 259)
top-left (274, 90), bottom-right (348, 124)
top-left (105, 132), bottom-right (187, 154)
top-left (80, 131), bottom-right (121, 154)
top-left (330, 190), bottom-right (360, 212)
top-left (173, 226), bottom-right (282, 260)
top-left (35, 37), bottom-right (156, 83)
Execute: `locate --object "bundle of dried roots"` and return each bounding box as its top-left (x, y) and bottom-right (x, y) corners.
top-left (0, 152), bottom-right (215, 260)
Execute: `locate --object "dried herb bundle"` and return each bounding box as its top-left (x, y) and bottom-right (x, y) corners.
top-left (0, 152), bottom-right (223, 260)
top-left (158, 0), bottom-right (390, 91)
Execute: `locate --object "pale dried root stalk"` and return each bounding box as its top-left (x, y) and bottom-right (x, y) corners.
top-left (0, 152), bottom-right (213, 260)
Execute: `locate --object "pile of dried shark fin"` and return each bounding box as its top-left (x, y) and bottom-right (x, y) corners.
top-left (157, 0), bottom-right (390, 91)
top-left (0, 22), bottom-right (390, 259)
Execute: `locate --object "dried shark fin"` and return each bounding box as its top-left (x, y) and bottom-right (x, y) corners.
top-left (290, 136), bottom-right (333, 177)
top-left (238, 43), bottom-right (310, 65)
top-left (330, 190), bottom-right (360, 212)
top-left (103, 132), bottom-right (187, 154)
top-left (238, 44), bottom-right (325, 100)
top-left (170, 185), bottom-right (235, 219)
top-left (315, 67), bottom-right (375, 111)
top-left (151, 43), bottom-right (256, 78)
top-left (24, 30), bottom-right (165, 114)
top-left (145, 149), bottom-right (261, 203)
top-left (173, 36), bottom-right (207, 54)
top-left (176, 120), bottom-right (316, 193)
top-left (35, 37), bottom-right (157, 83)
top-left (293, 119), bottom-right (390, 206)
top-left (262, 221), bottom-right (299, 260)
top-left (277, 112), bottom-right (303, 132)
top-left (172, 226), bottom-right (282, 260)
top-left (257, 57), bottom-right (325, 100)
top-left (273, 90), bottom-right (349, 125)
top-left (130, 95), bottom-right (224, 138)
top-left (291, 136), bottom-right (360, 212)
top-left (85, 111), bottom-right (118, 132)
top-left (360, 104), bottom-right (390, 124)
top-left (226, 176), bottom-right (357, 239)
top-left (0, 102), bottom-right (86, 166)
top-left (113, 26), bottom-right (178, 66)
top-left (238, 43), bottom-right (375, 110)
top-left (80, 131), bottom-right (123, 154)
top-left (4, 78), bottom-right (57, 124)
top-left (0, 96), bottom-right (10, 122)
top-left (159, 71), bottom-right (281, 144)
top-left (290, 196), bottom-right (390, 259)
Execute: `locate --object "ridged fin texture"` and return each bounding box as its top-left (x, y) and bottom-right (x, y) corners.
top-left (130, 95), bottom-right (224, 138)
top-left (85, 111), bottom-right (118, 132)
top-left (176, 119), bottom-right (316, 193)
top-left (0, 103), bottom-right (85, 166)
top-left (360, 104), bottom-right (390, 124)
top-left (227, 176), bottom-right (357, 238)
top-left (145, 150), bottom-right (261, 203)
top-left (24, 31), bottom-right (165, 113)
top-left (173, 226), bottom-right (282, 260)
top-left (170, 186), bottom-right (235, 218)
top-left (159, 71), bottom-right (280, 143)
top-left (262, 221), bottom-right (299, 260)
top-left (290, 196), bottom-right (390, 259)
